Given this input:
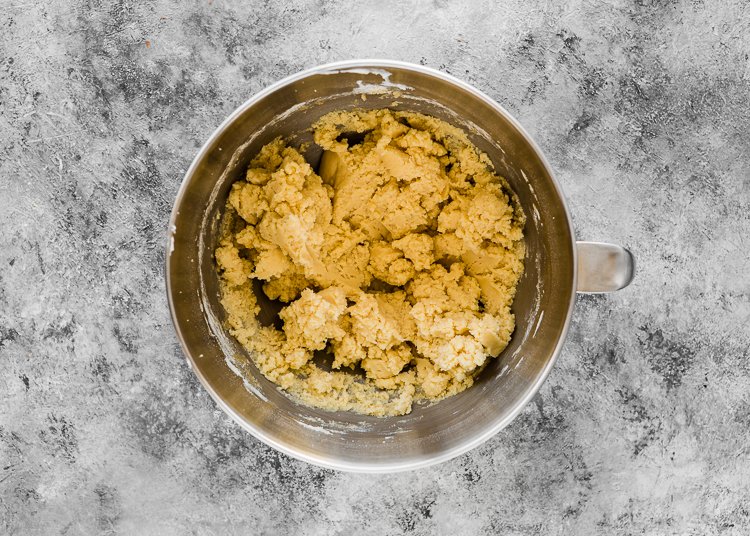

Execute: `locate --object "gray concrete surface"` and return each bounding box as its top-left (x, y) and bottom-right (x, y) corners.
top-left (1, 0), bottom-right (749, 534)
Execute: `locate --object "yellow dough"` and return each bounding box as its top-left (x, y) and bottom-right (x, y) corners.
top-left (215, 109), bottom-right (525, 416)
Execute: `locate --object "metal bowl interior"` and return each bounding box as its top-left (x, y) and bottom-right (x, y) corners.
top-left (167, 61), bottom-right (576, 472)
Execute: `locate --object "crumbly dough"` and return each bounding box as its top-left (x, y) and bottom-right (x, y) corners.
top-left (215, 109), bottom-right (525, 416)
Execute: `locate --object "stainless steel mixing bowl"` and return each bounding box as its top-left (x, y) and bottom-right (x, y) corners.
top-left (166, 60), bottom-right (634, 472)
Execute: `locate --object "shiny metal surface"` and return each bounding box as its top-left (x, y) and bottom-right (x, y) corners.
top-left (576, 241), bottom-right (636, 293)
top-left (166, 60), bottom-right (631, 472)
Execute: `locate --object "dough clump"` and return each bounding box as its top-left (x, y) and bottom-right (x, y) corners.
top-left (215, 109), bottom-right (525, 416)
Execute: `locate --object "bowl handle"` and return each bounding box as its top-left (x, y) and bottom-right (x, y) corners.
top-left (576, 241), bottom-right (635, 293)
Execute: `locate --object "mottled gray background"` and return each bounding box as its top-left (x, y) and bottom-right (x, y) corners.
top-left (1, 0), bottom-right (749, 534)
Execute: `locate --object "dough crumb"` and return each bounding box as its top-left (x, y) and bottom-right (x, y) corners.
top-left (216, 109), bottom-right (525, 416)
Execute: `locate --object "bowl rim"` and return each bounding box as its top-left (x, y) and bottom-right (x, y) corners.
top-left (165, 58), bottom-right (577, 473)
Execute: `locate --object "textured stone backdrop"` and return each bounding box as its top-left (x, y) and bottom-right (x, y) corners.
top-left (1, 0), bottom-right (749, 534)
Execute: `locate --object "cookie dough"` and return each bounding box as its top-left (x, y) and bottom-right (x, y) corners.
top-left (215, 109), bottom-right (525, 416)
